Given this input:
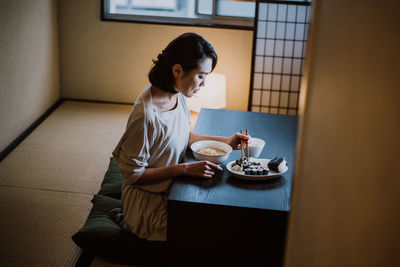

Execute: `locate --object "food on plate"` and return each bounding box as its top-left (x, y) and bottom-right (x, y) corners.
top-left (267, 157), bottom-right (287, 173)
top-left (231, 158), bottom-right (269, 176)
top-left (196, 147), bottom-right (227, 156)
top-left (244, 166), bottom-right (269, 175)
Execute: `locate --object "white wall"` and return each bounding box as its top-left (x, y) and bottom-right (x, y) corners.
top-left (57, 0), bottom-right (253, 111)
top-left (0, 0), bottom-right (60, 152)
top-left (285, 0), bottom-right (400, 266)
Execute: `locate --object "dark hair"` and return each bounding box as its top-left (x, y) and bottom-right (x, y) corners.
top-left (148, 32), bottom-right (218, 94)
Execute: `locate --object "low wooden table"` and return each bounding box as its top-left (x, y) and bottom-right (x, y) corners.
top-left (167, 109), bottom-right (298, 266)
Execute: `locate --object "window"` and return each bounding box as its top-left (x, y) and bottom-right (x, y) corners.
top-left (102, 0), bottom-right (256, 29)
top-left (249, 1), bottom-right (312, 115)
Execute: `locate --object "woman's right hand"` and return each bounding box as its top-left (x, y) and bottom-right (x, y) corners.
top-left (181, 161), bottom-right (223, 178)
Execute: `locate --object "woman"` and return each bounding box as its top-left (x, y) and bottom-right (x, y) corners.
top-left (112, 32), bottom-right (248, 262)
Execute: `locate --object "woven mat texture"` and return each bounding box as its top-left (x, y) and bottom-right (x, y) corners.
top-left (0, 186), bottom-right (93, 266)
top-left (0, 101), bottom-right (132, 266)
top-left (0, 101), bottom-right (132, 194)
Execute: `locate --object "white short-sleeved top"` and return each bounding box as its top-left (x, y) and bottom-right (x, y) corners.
top-left (112, 85), bottom-right (191, 241)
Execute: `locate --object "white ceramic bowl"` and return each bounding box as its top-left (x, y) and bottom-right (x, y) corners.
top-left (190, 140), bottom-right (232, 164)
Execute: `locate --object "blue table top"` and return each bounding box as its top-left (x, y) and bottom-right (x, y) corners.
top-left (168, 108), bottom-right (298, 212)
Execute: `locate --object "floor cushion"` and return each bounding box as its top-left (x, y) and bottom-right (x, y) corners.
top-left (73, 158), bottom-right (169, 266)
top-left (97, 157), bottom-right (122, 199)
top-left (72, 194), bottom-right (145, 265)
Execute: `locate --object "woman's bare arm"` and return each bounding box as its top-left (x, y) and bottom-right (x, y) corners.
top-left (133, 160), bottom-right (223, 185)
top-left (188, 131), bottom-right (249, 149)
top-left (134, 132), bottom-right (248, 186)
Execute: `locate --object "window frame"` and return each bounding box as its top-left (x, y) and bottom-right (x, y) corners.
top-left (101, 0), bottom-right (256, 30)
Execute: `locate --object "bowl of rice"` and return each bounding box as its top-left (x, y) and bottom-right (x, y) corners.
top-left (190, 140), bottom-right (232, 164)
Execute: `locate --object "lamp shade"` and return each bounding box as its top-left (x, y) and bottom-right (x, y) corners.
top-left (187, 73), bottom-right (226, 112)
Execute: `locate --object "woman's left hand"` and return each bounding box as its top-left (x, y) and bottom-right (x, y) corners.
top-left (226, 132), bottom-right (250, 150)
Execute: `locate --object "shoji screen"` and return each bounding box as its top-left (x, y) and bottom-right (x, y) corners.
top-left (249, 1), bottom-right (312, 115)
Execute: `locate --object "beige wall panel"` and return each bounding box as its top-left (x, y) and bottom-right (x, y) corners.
top-left (58, 0), bottom-right (253, 111)
top-left (285, 1), bottom-right (400, 266)
top-left (0, 0), bottom-right (60, 152)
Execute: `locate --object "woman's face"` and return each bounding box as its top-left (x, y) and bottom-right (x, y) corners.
top-left (173, 57), bottom-right (213, 98)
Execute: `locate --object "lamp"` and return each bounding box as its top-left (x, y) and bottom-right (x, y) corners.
top-left (187, 73), bottom-right (226, 113)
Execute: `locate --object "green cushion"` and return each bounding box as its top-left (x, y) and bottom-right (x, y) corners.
top-left (72, 194), bottom-right (145, 264)
top-left (97, 157), bottom-right (122, 199)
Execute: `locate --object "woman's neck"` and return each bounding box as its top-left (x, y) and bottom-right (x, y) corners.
top-left (151, 86), bottom-right (178, 112)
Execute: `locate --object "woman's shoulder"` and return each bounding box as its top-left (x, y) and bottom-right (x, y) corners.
top-left (134, 85), bottom-right (152, 107)
top-left (125, 86), bottom-right (155, 127)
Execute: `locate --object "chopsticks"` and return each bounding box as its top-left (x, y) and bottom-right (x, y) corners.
top-left (240, 129), bottom-right (244, 167)
top-left (240, 129), bottom-right (249, 169)
top-left (246, 129), bottom-right (249, 158)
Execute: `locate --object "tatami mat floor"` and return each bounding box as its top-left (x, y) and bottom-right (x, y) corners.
top-left (0, 101), bottom-right (133, 266)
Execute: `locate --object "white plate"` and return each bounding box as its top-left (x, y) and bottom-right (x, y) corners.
top-left (226, 158), bottom-right (288, 181)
